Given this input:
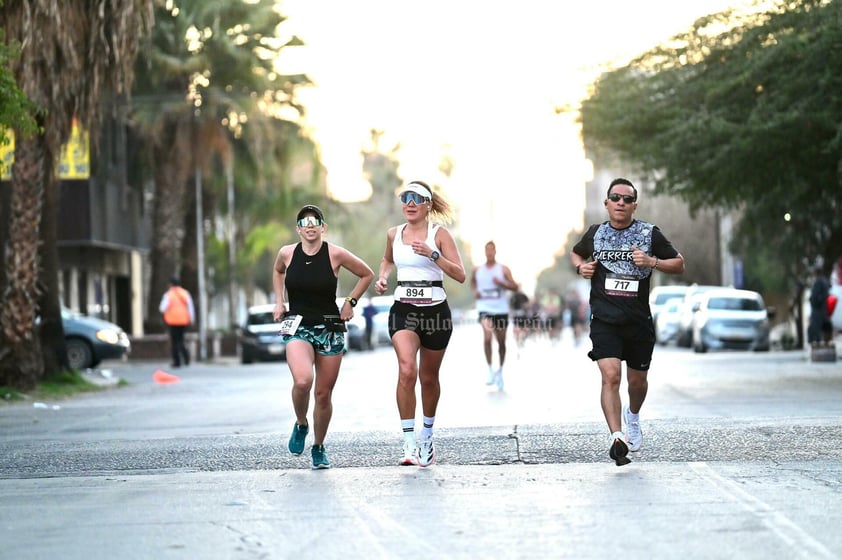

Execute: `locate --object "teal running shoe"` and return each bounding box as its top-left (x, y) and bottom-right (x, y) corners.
top-left (288, 423), bottom-right (308, 455)
top-left (311, 444), bottom-right (330, 469)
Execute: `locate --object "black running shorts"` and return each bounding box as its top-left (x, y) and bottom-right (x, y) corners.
top-left (587, 317), bottom-right (656, 371)
top-left (388, 300), bottom-right (453, 350)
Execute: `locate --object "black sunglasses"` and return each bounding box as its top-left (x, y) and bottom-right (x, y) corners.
top-left (608, 194), bottom-right (636, 204)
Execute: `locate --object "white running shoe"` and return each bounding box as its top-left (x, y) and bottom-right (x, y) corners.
top-left (417, 437), bottom-right (436, 467)
top-left (495, 367), bottom-right (504, 391)
top-left (399, 439), bottom-right (418, 466)
top-left (486, 366), bottom-right (496, 385)
top-left (624, 406), bottom-right (642, 452)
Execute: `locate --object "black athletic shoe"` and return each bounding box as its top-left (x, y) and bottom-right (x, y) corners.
top-left (609, 432), bottom-right (631, 467)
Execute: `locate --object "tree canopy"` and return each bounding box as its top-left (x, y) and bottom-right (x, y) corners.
top-left (580, 0), bottom-right (841, 284)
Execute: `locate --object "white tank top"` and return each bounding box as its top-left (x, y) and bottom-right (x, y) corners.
top-left (392, 222), bottom-right (446, 306)
top-left (474, 262), bottom-right (510, 314)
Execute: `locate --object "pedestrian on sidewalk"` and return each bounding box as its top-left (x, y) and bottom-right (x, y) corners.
top-left (471, 240), bottom-right (519, 390)
top-left (807, 262), bottom-right (833, 346)
top-left (159, 277), bottom-right (195, 368)
top-left (362, 298), bottom-right (378, 350)
top-left (374, 181), bottom-right (466, 467)
top-left (570, 178), bottom-right (685, 466)
top-left (272, 204), bottom-right (374, 469)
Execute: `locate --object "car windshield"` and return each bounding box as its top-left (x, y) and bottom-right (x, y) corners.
top-left (708, 297), bottom-right (762, 311)
top-left (247, 311), bottom-right (277, 325)
top-left (655, 292), bottom-right (683, 305)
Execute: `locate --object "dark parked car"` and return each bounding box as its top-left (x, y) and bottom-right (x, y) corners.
top-left (239, 304), bottom-right (287, 364)
top-left (61, 307), bottom-right (131, 370)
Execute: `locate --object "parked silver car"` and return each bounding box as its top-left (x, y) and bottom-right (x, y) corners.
top-left (691, 288), bottom-right (772, 353)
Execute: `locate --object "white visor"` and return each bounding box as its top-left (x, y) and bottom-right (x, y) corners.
top-left (399, 182), bottom-right (432, 199)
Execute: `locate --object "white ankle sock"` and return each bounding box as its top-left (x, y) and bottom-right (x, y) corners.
top-left (420, 416), bottom-right (435, 440)
top-left (401, 419), bottom-right (415, 445)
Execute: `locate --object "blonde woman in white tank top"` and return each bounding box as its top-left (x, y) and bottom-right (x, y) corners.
top-left (373, 181), bottom-right (466, 467)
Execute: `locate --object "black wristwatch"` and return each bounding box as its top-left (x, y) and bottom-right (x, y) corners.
top-left (429, 251), bottom-right (440, 262)
top-left (345, 296), bottom-right (357, 307)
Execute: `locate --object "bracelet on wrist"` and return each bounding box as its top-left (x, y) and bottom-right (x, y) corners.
top-left (653, 258), bottom-right (659, 270)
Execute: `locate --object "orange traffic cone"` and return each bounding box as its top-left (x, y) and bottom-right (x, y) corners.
top-left (153, 369), bottom-right (180, 384)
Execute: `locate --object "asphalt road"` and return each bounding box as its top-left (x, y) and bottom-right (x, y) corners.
top-left (1, 325), bottom-right (841, 559)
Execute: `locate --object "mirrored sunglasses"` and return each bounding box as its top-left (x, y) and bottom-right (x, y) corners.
top-left (608, 194), bottom-right (636, 204)
top-left (400, 192), bottom-right (430, 205)
top-left (297, 216), bottom-right (323, 227)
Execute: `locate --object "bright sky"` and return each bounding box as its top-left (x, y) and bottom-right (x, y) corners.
top-left (277, 0), bottom-right (753, 295)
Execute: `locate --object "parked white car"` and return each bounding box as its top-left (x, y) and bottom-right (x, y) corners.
top-left (649, 285), bottom-right (690, 325)
top-left (655, 297), bottom-right (684, 345)
top-left (675, 285), bottom-right (723, 348)
top-left (690, 288), bottom-right (772, 353)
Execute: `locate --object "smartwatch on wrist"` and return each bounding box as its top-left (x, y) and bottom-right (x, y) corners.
top-left (429, 250), bottom-right (440, 262)
top-left (345, 296), bottom-right (358, 307)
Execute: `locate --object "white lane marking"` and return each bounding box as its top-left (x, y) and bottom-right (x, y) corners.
top-left (689, 462), bottom-right (837, 560)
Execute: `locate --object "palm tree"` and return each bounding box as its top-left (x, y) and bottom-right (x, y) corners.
top-left (0, 0), bottom-right (153, 389)
top-left (131, 0), bottom-right (312, 333)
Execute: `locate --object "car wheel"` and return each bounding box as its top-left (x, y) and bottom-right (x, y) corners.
top-left (693, 340), bottom-right (707, 353)
top-left (241, 346), bottom-right (254, 364)
top-left (66, 338), bottom-right (93, 370)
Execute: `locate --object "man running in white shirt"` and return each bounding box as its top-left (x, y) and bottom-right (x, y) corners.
top-left (471, 241), bottom-right (519, 390)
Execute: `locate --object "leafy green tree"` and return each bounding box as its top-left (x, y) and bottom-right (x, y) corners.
top-left (0, 0), bottom-right (152, 389)
top-left (580, 0), bottom-right (841, 296)
top-left (131, 0), bottom-right (313, 332)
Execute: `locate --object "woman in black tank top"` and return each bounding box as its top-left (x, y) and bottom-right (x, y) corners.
top-left (271, 205), bottom-right (374, 469)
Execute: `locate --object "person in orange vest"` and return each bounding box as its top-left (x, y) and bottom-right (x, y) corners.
top-left (159, 277), bottom-right (195, 368)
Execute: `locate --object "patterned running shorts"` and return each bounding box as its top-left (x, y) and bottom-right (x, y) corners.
top-left (282, 323), bottom-right (346, 356)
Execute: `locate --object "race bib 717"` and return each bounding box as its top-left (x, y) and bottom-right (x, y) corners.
top-left (604, 273), bottom-right (639, 297)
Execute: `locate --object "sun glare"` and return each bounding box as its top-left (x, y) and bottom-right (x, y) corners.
top-left (277, 0), bottom-right (755, 294)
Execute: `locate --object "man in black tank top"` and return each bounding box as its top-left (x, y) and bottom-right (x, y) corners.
top-left (571, 178), bottom-right (685, 466)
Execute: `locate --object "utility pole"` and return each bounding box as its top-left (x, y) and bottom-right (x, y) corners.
top-left (195, 166), bottom-right (207, 361)
top-left (226, 162), bottom-right (237, 328)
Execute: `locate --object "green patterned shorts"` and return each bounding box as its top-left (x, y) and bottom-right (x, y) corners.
top-left (282, 323), bottom-right (346, 356)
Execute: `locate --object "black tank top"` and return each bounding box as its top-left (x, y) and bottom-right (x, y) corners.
top-left (285, 242), bottom-right (339, 324)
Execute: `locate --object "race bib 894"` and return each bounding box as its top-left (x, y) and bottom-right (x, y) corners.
top-left (279, 314), bottom-right (303, 336)
top-left (395, 285), bottom-right (432, 304)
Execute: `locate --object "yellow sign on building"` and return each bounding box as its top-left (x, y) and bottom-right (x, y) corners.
top-left (0, 119), bottom-right (91, 180)
top-left (0, 135), bottom-right (13, 181)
